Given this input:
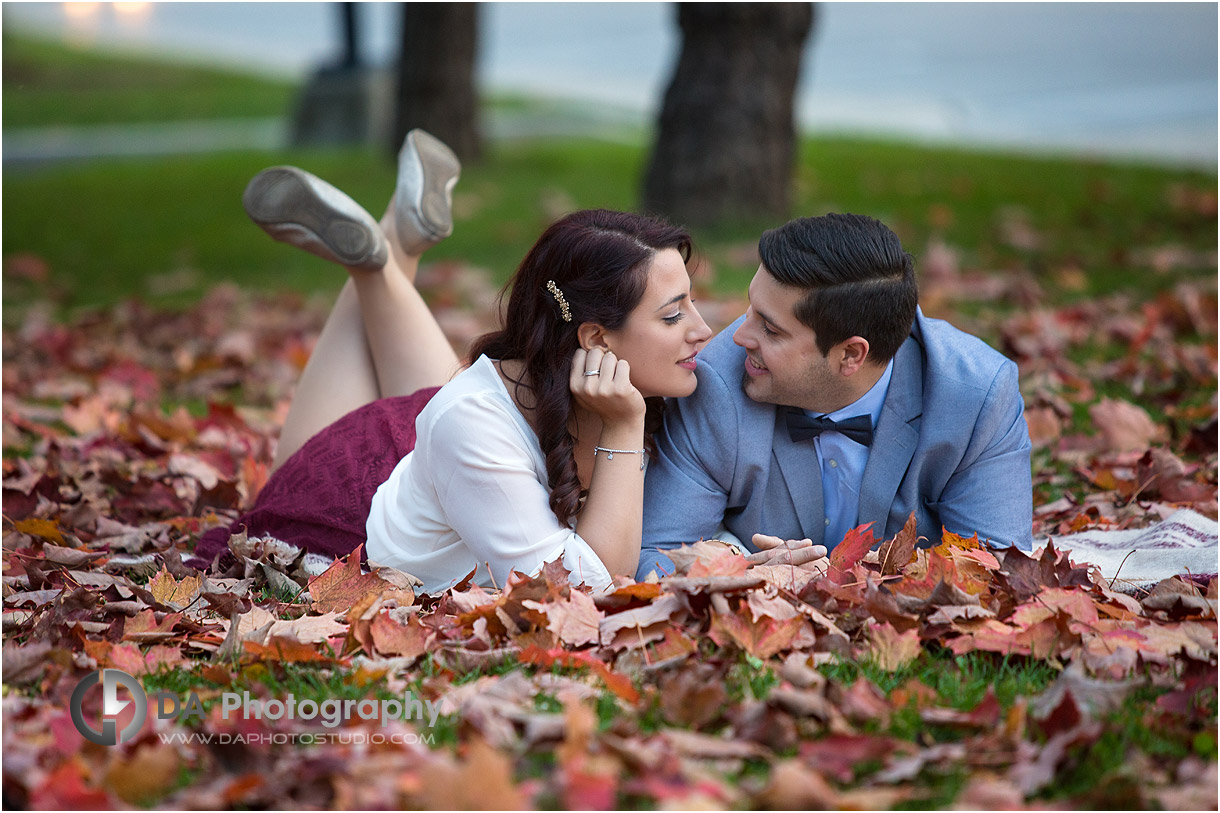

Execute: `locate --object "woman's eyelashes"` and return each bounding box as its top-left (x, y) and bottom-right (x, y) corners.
top-left (663, 311), bottom-right (686, 325)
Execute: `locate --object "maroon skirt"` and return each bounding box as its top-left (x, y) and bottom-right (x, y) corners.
top-left (190, 387), bottom-right (441, 569)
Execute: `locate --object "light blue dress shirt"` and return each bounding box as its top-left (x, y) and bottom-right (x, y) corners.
top-left (805, 359), bottom-right (894, 548)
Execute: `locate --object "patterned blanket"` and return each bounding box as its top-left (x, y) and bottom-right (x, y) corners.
top-left (1046, 508), bottom-right (1218, 593)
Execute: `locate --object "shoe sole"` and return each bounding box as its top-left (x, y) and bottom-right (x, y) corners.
top-left (401, 129), bottom-right (461, 241)
top-left (243, 167), bottom-right (385, 268)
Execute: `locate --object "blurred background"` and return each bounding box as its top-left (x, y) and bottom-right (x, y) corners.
top-left (3, 2), bottom-right (1216, 527)
top-left (3, 1), bottom-right (1216, 330)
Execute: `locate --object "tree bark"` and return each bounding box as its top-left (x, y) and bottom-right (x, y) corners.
top-left (391, 3), bottom-right (482, 161)
top-left (643, 3), bottom-right (815, 226)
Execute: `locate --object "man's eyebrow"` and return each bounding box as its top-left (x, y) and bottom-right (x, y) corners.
top-left (654, 293), bottom-right (688, 312)
top-left (753, 306), bottom-right (783, 332)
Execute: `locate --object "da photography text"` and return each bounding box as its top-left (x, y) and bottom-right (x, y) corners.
top-left (70, 668), bottom-right (442, 746)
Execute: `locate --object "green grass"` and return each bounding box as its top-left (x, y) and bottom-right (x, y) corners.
top-left (4, 137), bottom-right (1214, 325)
top-left (3, 32), bottom-right (297, 127)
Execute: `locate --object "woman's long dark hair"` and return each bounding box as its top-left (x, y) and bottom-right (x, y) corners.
top-left (468, 209), bottom-right (693, 527)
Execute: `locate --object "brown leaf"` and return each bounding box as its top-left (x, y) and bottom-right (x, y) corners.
top-left (599, 594), bottom-right (685, 645)
top-left (307, 544), bottom-right (393, 613)
top-left (878, 512), bottom-right (919, 576)
top-left (168, 453), bottom-right (222, 490)
top-left (105, 744), bottom-right (181, 804)
top-left (865, 620), bottom-right (922, 671)
top-left (231, 605), bottom-right (347, 645)
top-left (746, 589), bottom-right (799, 622)
top-left (1, 639), bottom-right (54, 685)
top-left (525, 588), bottom-right (603, 648)
top-left (709, 605), bottom-right (806, 660)
top-left (1089, 397), bottom-right (1165, 452)
top-left (749, 563), bottom-right (818, 593)
top-left (148, 567), bottom-right (202, 608)
top-left (798, 735), bottom-right (912, 783)
top-left (418, 737), bottom-right (528, 809)
top-left (757, 759), bottom-right (840, 809)
top-left (659, 664), bottom-right (727, 728)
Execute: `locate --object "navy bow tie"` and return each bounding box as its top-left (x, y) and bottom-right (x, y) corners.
top-left (785, 408), bottom-right (875, 447)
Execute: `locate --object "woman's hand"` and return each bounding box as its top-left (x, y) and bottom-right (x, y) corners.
top-left (570, 347), bottom-right (646, 428)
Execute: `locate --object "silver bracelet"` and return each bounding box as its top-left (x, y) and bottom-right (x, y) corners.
top-left (593, 446), bottom-right (646, 470)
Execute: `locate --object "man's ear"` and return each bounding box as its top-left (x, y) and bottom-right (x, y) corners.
top-left (577, 323), bottom-right (610, 351)
top-left (835, 336), bottom-right (871, 376)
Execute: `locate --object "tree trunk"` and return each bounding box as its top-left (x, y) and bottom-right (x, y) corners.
top-left (391, 3), bottom-right (482, 161)
top-left (643, 3), bottom-right (814, 226)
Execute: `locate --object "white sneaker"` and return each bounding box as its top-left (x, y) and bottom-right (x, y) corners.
top-left (394, 129), bottom-right (461, 255)
top-left (242, 166), bottom-right (388, 271)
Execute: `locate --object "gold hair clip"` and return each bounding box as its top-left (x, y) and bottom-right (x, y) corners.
top-left (546, 280), bottom-right (572, 322)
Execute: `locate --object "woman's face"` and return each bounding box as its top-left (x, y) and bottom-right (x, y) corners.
top-left (603, 248), bottom-right (713, 399)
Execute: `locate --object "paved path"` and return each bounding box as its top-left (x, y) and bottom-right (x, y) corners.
top-left (2, 106), bottom-right (646, 167)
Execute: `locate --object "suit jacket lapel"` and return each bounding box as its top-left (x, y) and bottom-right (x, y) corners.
top-left (859, 334), bottom-right (923, 536)
top-left (770, 408), bottom-right (824, 544)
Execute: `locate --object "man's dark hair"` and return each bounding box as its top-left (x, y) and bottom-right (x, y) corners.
top-left (758, 213), bottom-right (918, 362)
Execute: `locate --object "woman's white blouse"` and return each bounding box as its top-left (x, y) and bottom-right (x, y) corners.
top-left (365, 355), bottom-right (613, 594)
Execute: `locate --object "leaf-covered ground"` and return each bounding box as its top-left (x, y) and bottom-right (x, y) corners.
top-left (3, 254), bottom-right (1217, 809)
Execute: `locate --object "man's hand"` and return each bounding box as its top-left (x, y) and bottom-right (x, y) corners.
top-left (748, 534), bottom-right (829, 574)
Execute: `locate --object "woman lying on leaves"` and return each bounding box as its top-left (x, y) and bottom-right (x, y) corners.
top-left (191, 130), bottom-right (714, 593)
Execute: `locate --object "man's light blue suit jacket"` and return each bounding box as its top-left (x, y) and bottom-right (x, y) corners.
top-left (637, 310), bottom-right (1033, 580)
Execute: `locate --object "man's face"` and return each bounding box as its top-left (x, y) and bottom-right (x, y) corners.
top-left (732, 266), bottom-right (846, 412)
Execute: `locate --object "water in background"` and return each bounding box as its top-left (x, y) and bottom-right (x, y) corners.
top-left (4, 1), bottom-right (1216, 166)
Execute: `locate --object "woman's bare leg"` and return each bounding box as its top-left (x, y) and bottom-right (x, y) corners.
top-left (273, 248), bottom-right (461, 470)
top-left (273, 279), bottom-right (379, 469)
top-left (348, 246), bottom-right (462, 400)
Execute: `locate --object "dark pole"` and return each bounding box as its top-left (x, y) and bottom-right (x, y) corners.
top-left (339, 2), bottom-right (360, 69)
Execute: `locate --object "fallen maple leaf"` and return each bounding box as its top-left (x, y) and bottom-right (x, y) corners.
top-left (519, 646), bottom-right (639, 702)
top-left (878, 513), bottom-right (919, 575)
top-left (148, 567), bottom-right (202, 608)
top-left (1089, 397), bottom-right (1165, 452)
top-left (864, 620), bottom-right (922, 671)
top-left (369, 611), bottom-right (429, 658)
top-left (523, 588), bottom-right (603, 648)
top-left (11, 517), bottom-right (66, 545)
top-left (709, 605), bottom-right (807, 660)
top-left (307, 544), bottom-right (393, 613)
top-left (105, 743), bottom-right (181, 804)
top-left (827, 523), bottom-right (876, 585)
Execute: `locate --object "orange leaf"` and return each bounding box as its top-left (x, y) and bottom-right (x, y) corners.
top-left (369, 612), bottom-right (429, 658)
top-left (243, 638), bottom-right (337, 663)
top-left (123, 610), bottom-right (182, 641)
top-left (827, 523), bottom-right (877, 585)
top-left (31, 761), bottom-right (114, 810)
top-left (936, 528), bottom-right (982, 554)
top-left (307, 544), bottom-right (392, 613)
top-left (12, 517), bottom-right (65, 545)
top-left (518, 646), bottom-right (639, 702)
